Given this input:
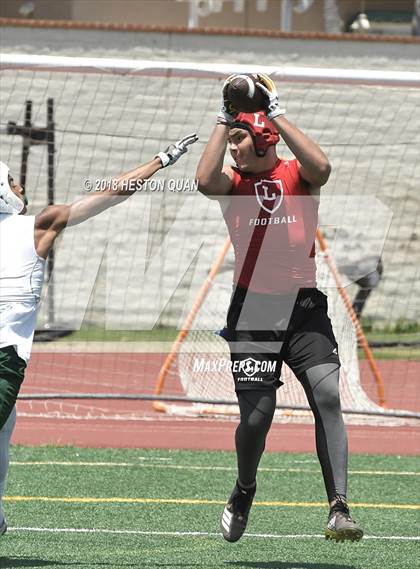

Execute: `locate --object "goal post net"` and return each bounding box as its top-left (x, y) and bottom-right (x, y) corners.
top-left (0, 53), bottom-right (418, 426)
top-left (153, 230), bottom-right (414, 426)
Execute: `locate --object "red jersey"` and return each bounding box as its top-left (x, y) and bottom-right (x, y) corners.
top-left (222, 158), bottom-right (318, 294)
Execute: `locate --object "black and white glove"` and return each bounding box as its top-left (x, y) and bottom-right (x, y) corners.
top-left (156, 133), bottom-right (198, 168)
top-left (256, 73), bottom-right (286, 121)
top-left (217, 75), bottom-right (239, 125)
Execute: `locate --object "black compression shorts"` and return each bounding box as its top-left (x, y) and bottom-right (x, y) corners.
top-left (220, 287), bottom-right (340, 391)
top-left (0, 345), bottom-right (27, 429)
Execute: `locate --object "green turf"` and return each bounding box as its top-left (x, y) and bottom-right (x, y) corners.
top-left (56, 327), bottom-right (179, 342)
top-left (365, 331), bottom-right (420, 344)
top-left (358, 346), bottom-right (420, 360)
top-left (2, 447), bottom-right (419, 569)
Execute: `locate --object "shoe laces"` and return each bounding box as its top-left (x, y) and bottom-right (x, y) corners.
top-left (229, 483), bottom-right (255, 517)
top-left (330, 497), bottom-right (360, 527)
top-left (330, 496), bottom-right (350, 517)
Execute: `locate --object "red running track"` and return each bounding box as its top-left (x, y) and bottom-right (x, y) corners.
top-left (13, 352), bottom-right (420, 456)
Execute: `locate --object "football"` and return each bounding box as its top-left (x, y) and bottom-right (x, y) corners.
top-left (226, 74), bottom-right (266, 113)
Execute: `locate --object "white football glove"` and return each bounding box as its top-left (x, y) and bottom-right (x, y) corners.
top-left (256, 73), bottom-right (286, 120)
top-left (156, 133), bottom-right (198, 168)
top-left (217, 75), bottom-right (239, 125)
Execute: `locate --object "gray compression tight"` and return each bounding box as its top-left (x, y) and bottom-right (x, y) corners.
top-left (0, 405), bottom-right (16, 519)
top-left (235, 363), bottom-right (347, 501)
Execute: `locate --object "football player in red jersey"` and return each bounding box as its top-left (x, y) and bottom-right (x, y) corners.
top-left (196, 74), bottom-right (363, 544)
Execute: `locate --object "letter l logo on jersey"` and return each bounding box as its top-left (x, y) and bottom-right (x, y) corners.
top-left (254, 179), bottom-right (283, 214)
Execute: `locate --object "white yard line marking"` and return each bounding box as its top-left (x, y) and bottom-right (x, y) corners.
top-left (10, 461), bottom-right (420, 476)
top-left (7, 527), bottom-right (420, 541)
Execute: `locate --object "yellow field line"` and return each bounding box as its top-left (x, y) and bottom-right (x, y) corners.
top-left (10, 461), bottom-right (420, 477)
top-left (5, 496), bottom-right (420, 510)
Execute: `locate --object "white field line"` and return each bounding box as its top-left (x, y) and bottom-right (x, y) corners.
top-left (7, 527), bottom-right (420, 541)
top-left (10, 460), bottom-right (420, 477)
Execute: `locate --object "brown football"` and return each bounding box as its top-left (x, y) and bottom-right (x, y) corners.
top-left (226, 74), bottom-right (266, 113)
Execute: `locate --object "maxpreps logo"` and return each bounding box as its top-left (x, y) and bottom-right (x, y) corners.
top-left (236, 357), bottom-right (273, 383)
top-left (193, 357), bottom-right (276, 383)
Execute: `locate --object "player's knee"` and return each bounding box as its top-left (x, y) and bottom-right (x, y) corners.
top-left (241, 411), bottom-right (272, 438)
top-left (0, 407), bottom-right (16, 439)
top-left (315, 384), bottom-right (341, 412)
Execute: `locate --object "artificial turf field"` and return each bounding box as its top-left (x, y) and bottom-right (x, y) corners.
top-left (1, 446), bottom-right (419, 569)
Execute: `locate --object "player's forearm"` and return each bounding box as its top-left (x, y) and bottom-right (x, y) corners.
top-left (273, 116), bottom-right (331, 186)
top-left (196, 125), bottom-right (229, 194)
top-left (111, 158), bottom-right (162, 195)
top-left (67, 192), bottom-right (129, 226)
top-left (35, 134), bottom-right (198, 257)
top-left (68, 158), bottom-right (162, 225)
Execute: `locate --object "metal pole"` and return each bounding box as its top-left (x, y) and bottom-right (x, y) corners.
top-left (281, 0), bottom-right (292, 31)
top-left (46, 98), bottom-right (55, 328)
top-left (7, 98), bottom-right (60, 337)
top-left (188, 0), bottom-right (198, 28)
top-left (20, 100), bottom-right (32, 194)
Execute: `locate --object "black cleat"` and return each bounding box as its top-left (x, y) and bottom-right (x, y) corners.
top-left (0, 518), bottom-right (7, 536)
top-left (221, 480), bottom-right (256, 543)
top-left (325, 498), bottom-right (363, 543)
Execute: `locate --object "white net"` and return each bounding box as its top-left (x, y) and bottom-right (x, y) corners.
top-left (160, 244), bottom-right (418, 426)
top-left (0, 55), bottom-right (418, 425)
top-left (1, 56), bottom-right (418, 331)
